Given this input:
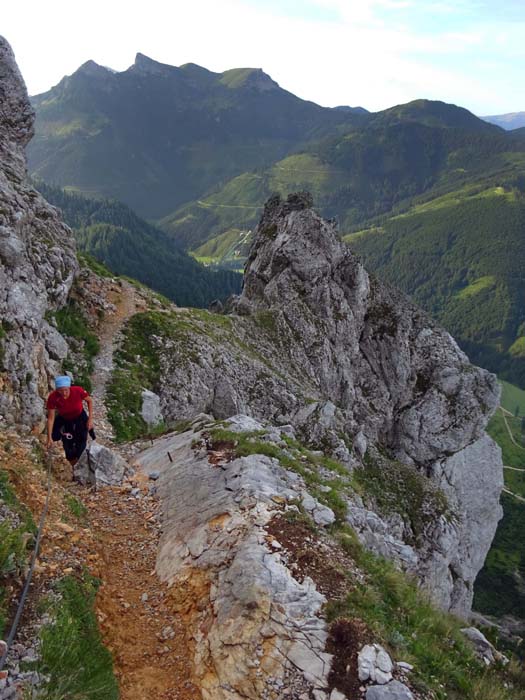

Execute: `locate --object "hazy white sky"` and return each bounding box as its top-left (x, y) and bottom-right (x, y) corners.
top-left (2, 0), bottom-right (525, 114)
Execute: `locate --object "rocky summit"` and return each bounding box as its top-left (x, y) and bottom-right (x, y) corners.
top-left (145, 192), bottom-right (503, 615)
top-left (0, 36), bottom-right (76, 427)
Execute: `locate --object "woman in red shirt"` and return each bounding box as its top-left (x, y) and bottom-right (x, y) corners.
top-left (46, 376), bottom-right (95, 465)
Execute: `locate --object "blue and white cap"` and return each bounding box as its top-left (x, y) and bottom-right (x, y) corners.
top-left (55, 375), bottom-right (72, 389)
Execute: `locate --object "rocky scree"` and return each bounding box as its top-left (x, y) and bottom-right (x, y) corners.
top-left (130, 192), bottom-right (503, 616)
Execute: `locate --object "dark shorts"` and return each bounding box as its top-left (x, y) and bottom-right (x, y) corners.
top-left (52, 410), bottom-right (89, 461)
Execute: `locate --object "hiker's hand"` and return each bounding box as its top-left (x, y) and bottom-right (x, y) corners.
top-left (46, 436), bottom-right (53, 449)
top-left (87, 418), bottom-right (94, 430)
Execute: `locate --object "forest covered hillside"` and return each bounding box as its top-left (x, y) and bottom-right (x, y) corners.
top-left (347, 185), bottom-right (525, 388)
top-left (37, 182), bottom-right (241, 307)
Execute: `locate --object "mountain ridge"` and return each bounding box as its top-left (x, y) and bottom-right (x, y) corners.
top-left (483, 111), bottom-right (525, 130)
top-left (28, 53), bottom-right (525, 388)
top-left (29, 54), bottom-right (360, 217)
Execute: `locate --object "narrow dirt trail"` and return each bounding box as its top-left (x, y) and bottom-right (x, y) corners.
top-left (90, 280), bottom-right (144, 442)
top-left (502, 486), bottom-right (525, 503)
top-left (500, 406), bottom-right (525, 451)
top-left (81, 282), bottom-right (200, 700)
top-left (86, 484), bottom-right (199, 700)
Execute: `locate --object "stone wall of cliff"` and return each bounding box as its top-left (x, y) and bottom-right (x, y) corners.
top-left (0, 36), bottom-right (77, 426)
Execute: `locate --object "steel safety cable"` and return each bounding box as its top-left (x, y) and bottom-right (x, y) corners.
top-left (0, 449), bottom-right (52, 673)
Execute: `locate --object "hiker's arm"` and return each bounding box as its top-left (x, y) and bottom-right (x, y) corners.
top-left (85, 396), bottom-right (94, 430)
top-left (46, 409), bottom-right (55, 448)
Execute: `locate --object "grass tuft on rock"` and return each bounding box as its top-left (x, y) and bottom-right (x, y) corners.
top-left (208, 427), bottom-right (351, 523)
top-left (50, 298), bottom-right (100, 392)
top-left (106, 312), bottom-right (167, 441)
top-left (106, 309), bottom-right (234, 441)
top-left (354, 449), bottom-right (454, 545)
top-left (329, 528), bottom-right (524, 700)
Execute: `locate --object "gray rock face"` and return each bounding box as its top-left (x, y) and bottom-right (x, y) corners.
top-left (0, 37), bottom-right (77, 426)
top-left (426, 435), bottom-right (504, 614)
top-left (151, 193), bottom-right (502, 615)
top-left (346, 436), bottom-right (504, 617)
top-left (140, 388), bottom-right (163, 427)
top-left (346, 496), bottom-right (420, 573)
top-left (366, 680), bottom-right (414, 700)
top-left (132, 426), bottom-right (334, 700)
top-left (74, 442), bottom-right (129, 487)
top-left (301, 491), bottom-right (335, 527)
top-left (235, 193), bottom-right (498, 463)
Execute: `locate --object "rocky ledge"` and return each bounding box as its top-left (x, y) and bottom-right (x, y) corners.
top-left (129, 416), bottom-right (502, 700)
top-left (131, 416), bottom-right (417, 700)
top-left (132, 416), bottom-right (331, 700)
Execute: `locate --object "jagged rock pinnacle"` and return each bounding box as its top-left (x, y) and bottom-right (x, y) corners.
top-left (158, 192), bottom-right (503, 615)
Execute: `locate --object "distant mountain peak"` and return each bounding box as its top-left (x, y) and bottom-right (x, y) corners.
top-left (482, 111), bottom-right (525, 131)
top-left (180, 62), bottom-right (216, 75)
top-left (130, 52), bottom-right (178, 77)
top-left (219, 67), bottom-right (280, 91)
top-left (374, 98), bottom-right (498, 132)
top-left (334, 105), bottom-right (369, 114)
top-left (76, 59), bottom-right (113, 78)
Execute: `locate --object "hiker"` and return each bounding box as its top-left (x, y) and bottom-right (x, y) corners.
top-left (46, 376), bottom-right (94, 465)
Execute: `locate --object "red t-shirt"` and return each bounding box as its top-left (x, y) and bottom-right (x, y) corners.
top-left (47, 386), bottom-right (89, 420)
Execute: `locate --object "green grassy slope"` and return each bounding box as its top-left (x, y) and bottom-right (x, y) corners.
top-left (162, 152), bottom-right (349, 251)
top-left (191, 228), bottom-right (251, 271)
top-left (161, 100), bottom-right (522, 250)
top-left (501, 381), bottom-right (525, 415)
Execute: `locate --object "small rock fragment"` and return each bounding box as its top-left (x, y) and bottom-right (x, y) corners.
top-left (358, 644), bottom-right (393, 684)
top-left (365, 680), bottom-right (414, 700)
top-left (330, 689), bottom-right (347, 700)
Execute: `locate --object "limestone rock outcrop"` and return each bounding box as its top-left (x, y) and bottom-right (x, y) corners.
top-left (0, 36), bottom-right (77, 426)
top-left (151, 193), bottom-right (503, 615)
top-left (235, 192), bottom-right (498, 464)
top-left (366, 681), bottom-right (414, 700)
top-left (132, 418), bottom-right (335, 700)
top-left (74, 442), bottom-right (129, 487)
